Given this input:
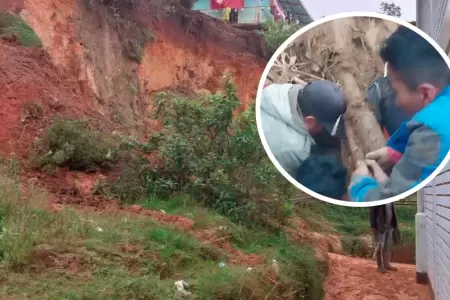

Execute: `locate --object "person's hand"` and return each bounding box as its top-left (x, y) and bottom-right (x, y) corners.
top-left (352, 160), bottom-right (371, 177)
top-left (365, 147), bottom-right (395, 171)
top-left (366, 159), bottom-right (388, 182)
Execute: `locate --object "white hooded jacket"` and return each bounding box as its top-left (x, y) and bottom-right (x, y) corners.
top-left (260, 83), bottom-right (314, 176)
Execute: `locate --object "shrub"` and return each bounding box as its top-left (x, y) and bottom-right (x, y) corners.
top-left (137, 74), bottom-right (295, 226)
top-left (0, 12), bottom-right (41, 47)
top-left (33, 118), bottom-right (119, 171)
top-left (258, 20), bottom-right (301, 55)
top-left (341, 236), bottom-right (369, 258)
top-left (106, 154), bottom-right (150, 204)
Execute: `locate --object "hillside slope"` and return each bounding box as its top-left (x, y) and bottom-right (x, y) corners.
top-left (0, 3), bottom-right (432, 300)
top-left (18, 0), bottom-right (266, 136)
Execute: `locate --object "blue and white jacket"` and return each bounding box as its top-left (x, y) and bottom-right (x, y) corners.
top-left (349, 85), bottom-right (450, 202)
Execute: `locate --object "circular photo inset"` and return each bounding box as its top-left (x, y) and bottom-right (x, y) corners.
top-left (256, 12), bottom-right (450, 207)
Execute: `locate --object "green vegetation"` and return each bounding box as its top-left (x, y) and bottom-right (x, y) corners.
top-left (100, 75), bottom-right (296, 228)
top-left (33, 118), bottom-right (119, 171)
top-left (295, 199), bottom-right (416, 259)
top-left (0, 12), bottom-right (41, 47)
top-left (341, 236), bottom-right (369, 258)
top-left (0, 160), bottom-right (324, 299)
top-left (258, 20), bottom-right (301, 55)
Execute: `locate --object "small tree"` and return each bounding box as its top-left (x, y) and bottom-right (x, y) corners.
top-left (258, 20), bottom-right (301, 55)
top-left (380, 2), bottom-right (402, 17)
top-left (143, 74), bottom-right (296, 226)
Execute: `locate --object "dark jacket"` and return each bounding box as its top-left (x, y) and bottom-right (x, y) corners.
top-left (369, 204), bottom-right (398, 232)
top-left (366, 77), bottom-right (410, 136)
top-left (294, 151), bottom-right (347, 199)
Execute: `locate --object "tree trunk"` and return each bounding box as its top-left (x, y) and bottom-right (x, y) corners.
top-left (336, 71), bottom-right (386, 169)
top-left (268, 17), bottom-right (397, 171)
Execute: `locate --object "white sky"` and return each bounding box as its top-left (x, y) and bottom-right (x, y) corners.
top-left (301, 0), bottom-right (416, 21)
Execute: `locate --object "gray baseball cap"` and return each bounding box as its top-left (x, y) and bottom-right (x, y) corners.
top-left (298, 80), bottom-right (346, 138)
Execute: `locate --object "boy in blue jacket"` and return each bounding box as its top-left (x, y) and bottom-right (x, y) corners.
top-left (349, 25), bottom-right (450, 202)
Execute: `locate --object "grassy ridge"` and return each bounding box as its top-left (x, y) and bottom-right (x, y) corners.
top-left (0, 12), bottom-right (41, 47)
top-left (0, 161), bottom-right (324, 300)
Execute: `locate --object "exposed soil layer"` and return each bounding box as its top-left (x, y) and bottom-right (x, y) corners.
top-left (0, 2), bottom-right (429, 298)
top-left (19, 0), bottom-right (265, 138)
top-left (1, 0), bottom-right (266, 209)
top-left (324, 253), bottom-right (430, 300)
top-left (0, 39), bottom-right (111, 159)
top-left (0, 0), bottom-right (23, 13)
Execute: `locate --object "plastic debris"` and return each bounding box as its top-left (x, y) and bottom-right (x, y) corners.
top-left (218, 262), bottom-right (226, 268)
top-left (174, 280), bottom-right (191, 296)
top-left (272, 259), bottom-right (279, 276)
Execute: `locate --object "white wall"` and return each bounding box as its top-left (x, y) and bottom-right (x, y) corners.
top-left (416, 2), bottom-right (450, 298)
top-left (420, 165), bottom-right (450, 300)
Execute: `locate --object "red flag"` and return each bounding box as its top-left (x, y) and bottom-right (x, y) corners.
top-left (210, 0), bottom-right (244, 9)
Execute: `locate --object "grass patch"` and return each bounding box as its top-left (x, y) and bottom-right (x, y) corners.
top-left (298, 200), bottom-right (416, 236)
top-left (0, 12), bottom-right (41, 47)
top-left (32, 118), bottom-right (119, 171)
top-left (295, 199), bottom-right (417, 259)
top-left (0, 162), bottom-right (325, 300)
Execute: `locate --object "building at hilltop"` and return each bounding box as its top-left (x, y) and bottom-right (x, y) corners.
top-left (192, 0), bottom-right (313, 25)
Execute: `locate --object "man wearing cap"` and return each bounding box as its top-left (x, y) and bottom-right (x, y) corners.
top-left (260, 80), bottom-right (346, 176)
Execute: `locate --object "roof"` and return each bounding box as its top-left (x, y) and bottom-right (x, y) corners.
top-left (277, 0), bottom-right (313, 25)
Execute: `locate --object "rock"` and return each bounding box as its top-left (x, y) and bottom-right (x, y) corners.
top-left (129, 204), bottom-right (143, 213)
top-left (50, 203), bottom-right (64, 214)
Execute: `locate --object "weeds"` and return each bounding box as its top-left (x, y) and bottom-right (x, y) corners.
top-left (341, 236), bottom-right (369, 258)
top-left (33, 118), bottom-right (119, 171)
top-left (0, 163), bottom-right (324, 299)
top-left (0, 12), bottom-right (42, 47)
top-left (258, 20), bottom-right (301, 55)
top-left (107, 154), bottom-right (149, 203)
top-left (134, 74), bottom-right (296, 227)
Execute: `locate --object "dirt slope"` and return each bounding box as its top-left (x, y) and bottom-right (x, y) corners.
top-left (0, 3), bottom-right (432, 299)
top-left (18, 0), bottom-right (265, 137)
top-left (325, 253), bottom-right (430, 300)
top-left (0, 0), bottom-right (267, 205)
top-left (0, 38), bottom-right (111, 159)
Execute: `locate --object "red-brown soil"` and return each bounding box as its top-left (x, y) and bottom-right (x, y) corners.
top-left (324, 253), bottom-right (430, 300)
top-left (0, 1), bottom-right (431, 298)
top-left (1, 0), bottom-right (268, 267)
